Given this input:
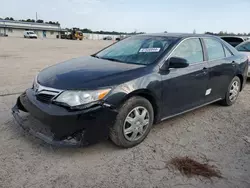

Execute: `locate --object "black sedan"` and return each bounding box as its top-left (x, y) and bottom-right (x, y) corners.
top-left (12, 33), bottom-right (249, 148)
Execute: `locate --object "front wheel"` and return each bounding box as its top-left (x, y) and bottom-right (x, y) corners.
top-left (109, 96), bottom-right (154, 148)
top-left (220, 76), bottom-right (241, 106)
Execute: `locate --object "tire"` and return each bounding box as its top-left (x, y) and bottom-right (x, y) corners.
top-left (220, 76), bottom-right (241, 106)
top-left (109, 96), bottom-right (154, 148)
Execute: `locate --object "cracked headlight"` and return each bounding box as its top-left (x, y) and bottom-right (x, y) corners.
top-left (54, 89), bottom-right (111, 107)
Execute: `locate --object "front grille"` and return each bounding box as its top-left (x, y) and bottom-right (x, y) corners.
top-left (32, 80), bottom-right (62, 103)
top-left (36, 93), bottom-right (55, 103)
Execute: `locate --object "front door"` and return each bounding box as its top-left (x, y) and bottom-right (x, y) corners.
top-left (161, 38), bottom-right (209, 118)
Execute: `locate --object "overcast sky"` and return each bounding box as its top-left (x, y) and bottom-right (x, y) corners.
top-left (1, 0), bottom-right (250, 33)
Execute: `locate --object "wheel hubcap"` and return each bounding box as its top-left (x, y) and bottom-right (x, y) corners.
top-left (229, 80), bottom-right (240, 102)
top-left (123, 106), bottom-right (149, 142)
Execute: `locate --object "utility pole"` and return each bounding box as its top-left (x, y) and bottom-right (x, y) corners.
top-left (36, 12), bottom-right (38, 21)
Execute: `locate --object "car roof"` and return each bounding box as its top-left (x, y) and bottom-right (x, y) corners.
top-left (139, 33), bottom-right (219, 39)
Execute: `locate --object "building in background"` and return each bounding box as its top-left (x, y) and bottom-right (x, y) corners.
top-left (0, 20), bottom-right (66, 38)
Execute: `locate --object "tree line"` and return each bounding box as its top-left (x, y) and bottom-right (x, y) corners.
top-left (0, 17), bottom-right (60, 25)
top-left (66, 27), bottom-right (145, 35)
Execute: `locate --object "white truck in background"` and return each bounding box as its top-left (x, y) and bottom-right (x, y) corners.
top-left (23, 31), bottom-right (38, 39)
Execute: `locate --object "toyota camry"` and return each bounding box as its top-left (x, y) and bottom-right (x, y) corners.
top-left (12, 33), bottom-right (249, 148)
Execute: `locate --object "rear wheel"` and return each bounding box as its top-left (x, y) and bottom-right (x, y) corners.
top-left (109, 96), bottom-right (154, 148)
top-left (220, 76), bottom-right (241, 106)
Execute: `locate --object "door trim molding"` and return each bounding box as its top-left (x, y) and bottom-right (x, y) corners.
top-left (161, 98), bottom-right (222, 121)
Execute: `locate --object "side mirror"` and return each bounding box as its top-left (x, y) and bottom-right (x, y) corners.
top-left (161, 57), bottom-right (189, 71)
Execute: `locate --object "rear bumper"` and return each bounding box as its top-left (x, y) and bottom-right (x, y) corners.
top-left (12, 89), bottom-right (118, 146)
top-left (241, 63), bottom-right (249, 90)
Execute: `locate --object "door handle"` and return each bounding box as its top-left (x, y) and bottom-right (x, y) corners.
top-left (202, 67), bottom-right (208, 72)
top-left (195, 67), bottom-right (208, 77)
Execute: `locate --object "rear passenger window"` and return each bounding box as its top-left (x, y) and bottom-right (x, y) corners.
top-left (171, 38), bottom-right (203, 64)
top-left (224, 46), bottom-right (233, 57)
top-left (203, 38), bottom-right (225, 60)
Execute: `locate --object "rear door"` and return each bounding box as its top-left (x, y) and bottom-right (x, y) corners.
top-left (161, 38), bottom-right (209, 118)
top-left (202, 37), bottom-right (236, 102)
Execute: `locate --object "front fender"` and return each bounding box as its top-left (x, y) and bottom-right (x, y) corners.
top-left (104, 73), bottom-right (162, 122)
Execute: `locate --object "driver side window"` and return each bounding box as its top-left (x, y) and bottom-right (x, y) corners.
top-left (171, 38), bottom-right (204, 64)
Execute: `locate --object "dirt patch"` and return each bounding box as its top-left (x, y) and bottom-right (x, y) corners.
top-left (170, 156), bottom-right (222, 179)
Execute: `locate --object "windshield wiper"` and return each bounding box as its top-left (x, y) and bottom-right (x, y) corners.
top-left (95, 56), bottom-right (138, 65)
top-left (99, 57), bottom-right (124, 63)
top-left (91, 54), bottom-right (100, 58)
top-left (91, 55), bottom-right (122, 62)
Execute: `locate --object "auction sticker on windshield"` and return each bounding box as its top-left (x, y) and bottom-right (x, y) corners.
top-left (139, 48), bottom-right (161, 52)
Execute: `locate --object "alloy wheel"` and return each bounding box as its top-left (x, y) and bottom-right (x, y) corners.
top-left (229, 80), bottom-right (240, 102)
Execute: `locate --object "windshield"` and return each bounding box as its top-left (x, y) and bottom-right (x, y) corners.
top-left (28, 32), bottom-right (35, 34)
top-left (95, 36), bottom-right (178, 65)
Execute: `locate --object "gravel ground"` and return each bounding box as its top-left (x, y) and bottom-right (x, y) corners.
top-left (0, 37), bottom-right (250, 188)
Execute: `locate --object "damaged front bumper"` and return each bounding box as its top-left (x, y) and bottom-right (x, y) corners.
top-left (12, 105), bottom-right (83, 147)
top-left (12, 89), bottom-right (118, 147)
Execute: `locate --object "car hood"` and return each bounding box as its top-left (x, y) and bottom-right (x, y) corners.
top-left (37, 56), bottom-right (145, 90)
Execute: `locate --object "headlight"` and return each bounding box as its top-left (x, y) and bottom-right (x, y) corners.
top-left (54, 89), bottom-right (111, 107)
